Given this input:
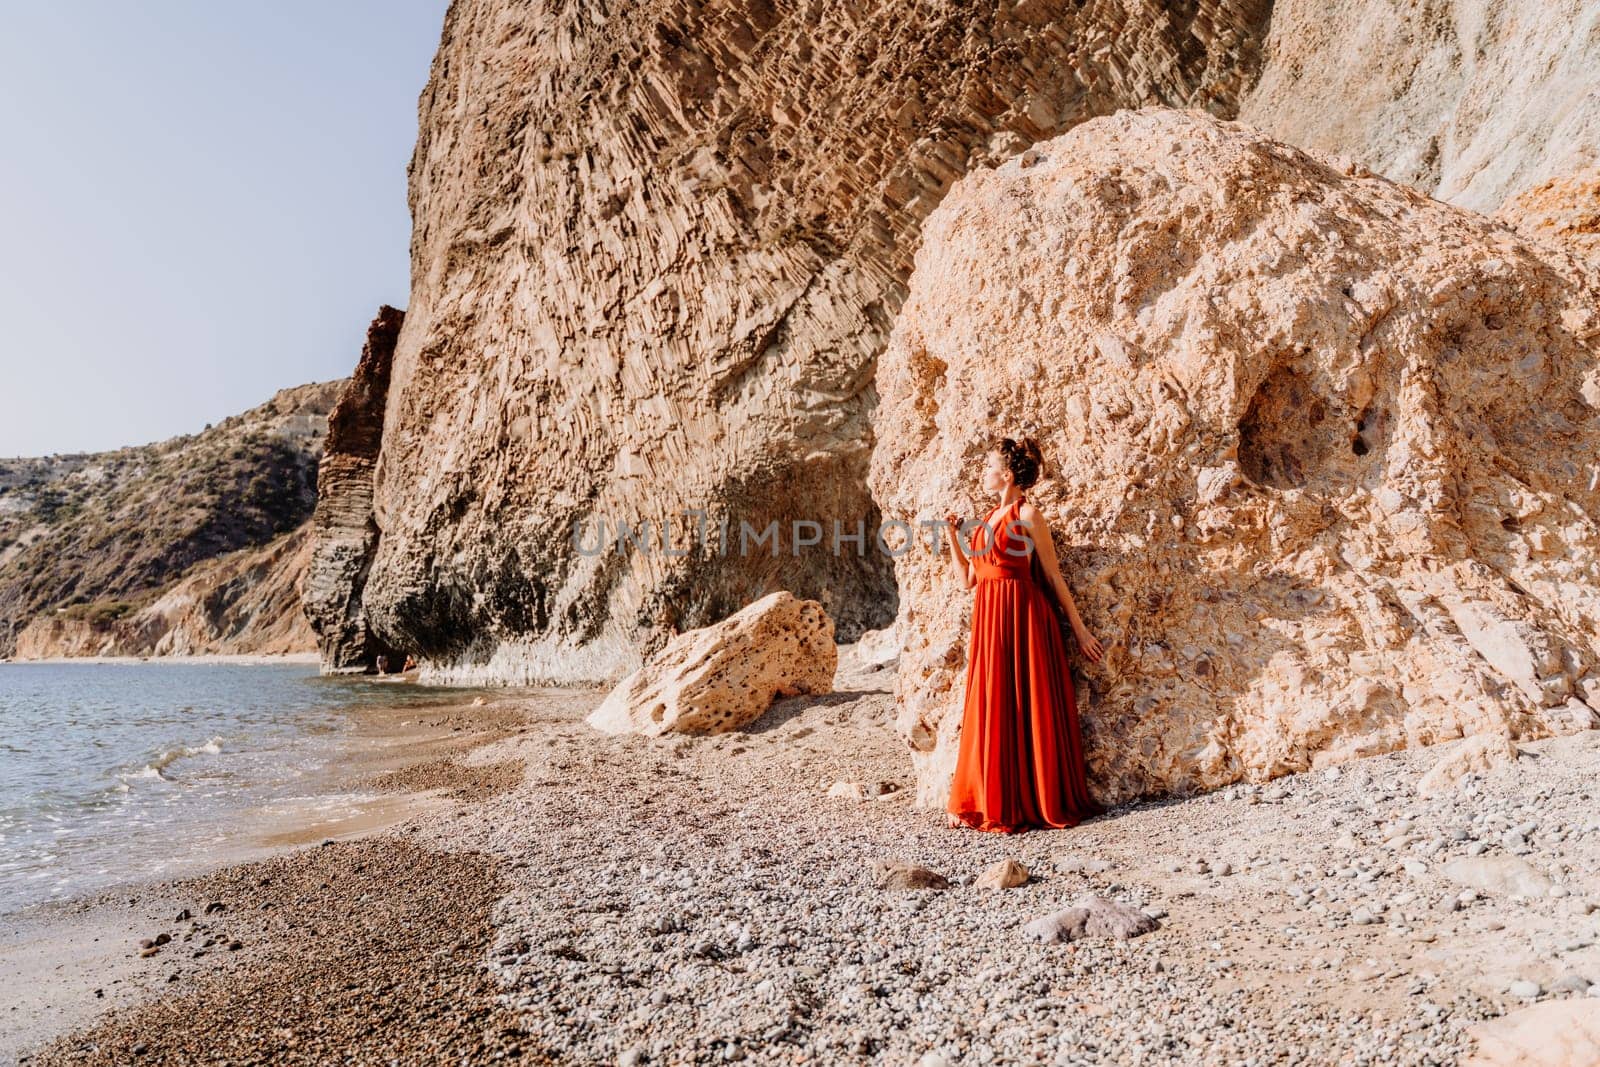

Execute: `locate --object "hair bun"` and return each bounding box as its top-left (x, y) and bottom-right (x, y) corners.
top-left (997, 434), bottom-right (1046, 489)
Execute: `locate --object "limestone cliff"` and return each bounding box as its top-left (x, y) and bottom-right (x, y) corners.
top-left (364, 0), bottom-right (1274, 684)
top-left (14, 525), bottom-right (316, 659)
top-left (870, 109), bottom-right (1600, 806)
top-left (305, 306), bottom-right (404, 672)
top-left (1239, 0), bottom-right (1600, 212)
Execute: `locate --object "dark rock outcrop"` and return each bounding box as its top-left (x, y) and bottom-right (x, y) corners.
top-left (305, 306), bottom-right (404, 672)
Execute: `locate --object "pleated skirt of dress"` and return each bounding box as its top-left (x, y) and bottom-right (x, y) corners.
top-left (946, 575), bottom-right (1104, 833)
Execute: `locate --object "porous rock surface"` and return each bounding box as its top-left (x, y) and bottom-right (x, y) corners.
top-left (1239, 0), bottom-right (1600, 212)
top-left (1497, 165), bottom-right (1600, 271)
top-left (361, 0), bottom-right (1274, 684)
top-left (305, 306), bottom-right (404, 672)
top-left (586, 590), bottom-right (835, 735)
top-left (870, 107), bottom-right (1600, 807)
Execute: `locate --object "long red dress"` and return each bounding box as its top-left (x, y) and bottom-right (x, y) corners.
top-left (946, 495), bottom-right (1105, 832)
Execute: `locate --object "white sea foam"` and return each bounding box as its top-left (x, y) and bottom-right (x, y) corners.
top-left (0, 660), bottom-right (446, 913)
top-left (122, 735), bottom-right (227, 784)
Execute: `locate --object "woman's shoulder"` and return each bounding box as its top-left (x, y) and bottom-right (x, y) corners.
top-left (1016, 499), bottom-right (1045, 523)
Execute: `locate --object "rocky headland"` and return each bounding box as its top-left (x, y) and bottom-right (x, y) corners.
top-left (0, 381), bottom-right (342, 661)
top-left (303, 306), bottom-right (405, 673)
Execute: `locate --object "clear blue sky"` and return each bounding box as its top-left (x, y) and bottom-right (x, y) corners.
top-left (0, 1), bottom-right (450, 457)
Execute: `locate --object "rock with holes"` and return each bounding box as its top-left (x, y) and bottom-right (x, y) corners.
top-left (869, 107), bottom-right (1600, 806)
top-left (1023, 894), bottom-right (1161, 943)
top-left (586, 591), bottom-right (835, 736)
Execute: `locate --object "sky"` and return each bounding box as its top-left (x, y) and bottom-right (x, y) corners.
top-left (0, 1), bottom-right (451, 457)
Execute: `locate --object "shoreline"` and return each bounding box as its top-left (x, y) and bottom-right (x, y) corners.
top-left (2, 690), bottom-right (531, 1066)
top-left (8, 649), bottom-right (1600, 1063)
top-left (0, 652), bottom-right (323, 666)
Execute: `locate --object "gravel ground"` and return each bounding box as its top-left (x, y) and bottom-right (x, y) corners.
top-left (436, 657), bottom-right (1600, 1065)
top-left (32, 839), bottom-right (546, 1065)
top-left (367, 755), bottom-right (528, 801)
top-left (21, 653), bottom-right (1600, 1064)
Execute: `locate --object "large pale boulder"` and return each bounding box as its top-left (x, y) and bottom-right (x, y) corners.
top-left (586, 591), bottom-right (835, 736)
top-left (1022, 895), bottom-right (1160, 943)
top-left (869, 108), bottom-right (1600, 806)
top-left (360, 0), bottom-right (1276, 684)
top-left (1441, 856), bottom-right (1554, 899)
top-left (1415, 732), bottom-right (1521, 798)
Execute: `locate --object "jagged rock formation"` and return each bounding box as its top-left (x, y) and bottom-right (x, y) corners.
top-left (363, 0), bottom-right (1274, 684)
top-left (870, 108), bottom-right (1600, 807)
top-left (1239, 0), bottom-right (1600, 212)
top-left (0, 382), bottom-right (340, 658)
top-left (586, 590), bottom-right (835, 735)
top-left (305, 307), bottom-right (404, 672)
top-left (1497, 165), bottom-right (1600, 270)
top-left (14, 526), bottom-right (315, 658)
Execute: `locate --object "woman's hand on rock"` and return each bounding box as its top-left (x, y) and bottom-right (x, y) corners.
top-left (1075, 626), bottom-right (1105, 664)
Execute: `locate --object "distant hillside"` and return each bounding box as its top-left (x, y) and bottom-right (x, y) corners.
top-left (0, 381), bottom-right (344, 657)
top-left (13, 525), bottom-right (316, 659)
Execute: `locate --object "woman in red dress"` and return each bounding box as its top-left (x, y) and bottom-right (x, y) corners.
top-left (941, 436), bottom-right (1107, 832)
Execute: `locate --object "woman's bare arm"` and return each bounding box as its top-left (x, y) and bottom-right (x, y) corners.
top-left (1018, 503), bottom-right (1104, 663)
top-left (943, 512), bottom-right (976, 589)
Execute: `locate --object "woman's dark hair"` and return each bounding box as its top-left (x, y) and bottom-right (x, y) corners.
top-left (996, 435), bottom-right (1045, 489)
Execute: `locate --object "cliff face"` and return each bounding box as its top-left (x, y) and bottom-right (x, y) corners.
top-left (1239, 0), bottom-right (1600, 212)
top-left (305, 307), bottom-right (404, 672)
top-left (0, 382), bottom-right (340, 658)
top-left (363, 0), bottom-right (1274, 684)
top-left (14, 525), bottom-right (315, 659)
top-left (870, 109), bottom-right (1600, 806)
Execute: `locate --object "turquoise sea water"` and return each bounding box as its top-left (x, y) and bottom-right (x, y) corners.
top-left (0, 662), bottom-right (464, 914)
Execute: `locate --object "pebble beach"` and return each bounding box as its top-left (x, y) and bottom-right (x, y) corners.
top-left (11, 646), bottom-right (1600, 1065)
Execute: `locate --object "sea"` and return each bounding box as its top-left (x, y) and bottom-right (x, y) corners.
top-left (0, 661), bottom-right (471, 915)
